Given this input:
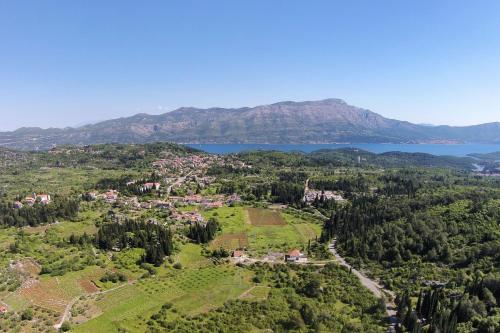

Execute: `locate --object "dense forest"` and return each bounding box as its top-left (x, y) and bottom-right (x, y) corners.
top-left (0, 197), bottom-right (79, 227)
top-left (95, 219), bottom-right (173, 266)
top-left (187, 218), bottom-right (220, 243)
top-left (319, 170), bottom-right (500, 332)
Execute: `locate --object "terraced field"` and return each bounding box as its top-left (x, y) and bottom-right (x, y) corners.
top-left (73, 264), bottom-right (252, 333)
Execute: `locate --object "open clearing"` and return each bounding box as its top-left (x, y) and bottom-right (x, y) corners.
top-left (211, 233), bottom-right (249, 250)
top-left (203, 206), bottom-right (322, 254)
top-left (246, 207), bottom-right (286, 226)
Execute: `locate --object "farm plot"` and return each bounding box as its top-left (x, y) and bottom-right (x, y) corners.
top-left (210, 233), bottom-right (249, 250)
top-left (239, 285), bottom-right (270, 301)
top-left (11, 265), bottom-right (106, 315)
top-left (203, 207), bottom-right (321, 254)
top-left (73, 265), bottom-right (252, 333)
top-left (293, 223), bottom-right (321, 240)
top-left (246, 208), bottom-right (286, 226)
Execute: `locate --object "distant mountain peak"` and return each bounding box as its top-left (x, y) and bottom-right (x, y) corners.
top-left (1, 98), bottom-right (498, 150)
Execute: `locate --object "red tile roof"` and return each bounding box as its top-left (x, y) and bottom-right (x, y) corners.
top-left (287, 249), bottom-right (301, 257)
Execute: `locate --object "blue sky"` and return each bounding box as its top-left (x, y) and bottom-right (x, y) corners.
top-left (1, 0), bottom-right (499, 130)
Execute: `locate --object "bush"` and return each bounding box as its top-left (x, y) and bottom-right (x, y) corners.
top-left (100, 271), bottom-right (127, 283)
top-left (21, 309), bottom-right (33, 321)
top-left (173, 262), bottom-right (182, 269)
top-left (60, 321), bottom-right (71, 332)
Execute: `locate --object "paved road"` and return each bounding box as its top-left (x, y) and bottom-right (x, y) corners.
top-left (328, 239), bottom-right (397, 332)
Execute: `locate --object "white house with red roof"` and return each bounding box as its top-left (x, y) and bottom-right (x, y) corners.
top-left (285, 249), bottom-right (308, 263)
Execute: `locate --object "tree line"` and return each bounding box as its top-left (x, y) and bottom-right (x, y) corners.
top-left (95, 219), bottom-right (173, 266)
top-left (0, 197), bottom-right (79, 227)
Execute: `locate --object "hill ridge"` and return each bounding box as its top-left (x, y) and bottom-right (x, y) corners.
top-left (1, 98), bottom-right (499, 150)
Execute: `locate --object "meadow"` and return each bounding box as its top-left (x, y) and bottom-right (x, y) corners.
top-left (204, 206), bottom-right (321, 255)
top-left (73, 244), bottom-right (253, 333)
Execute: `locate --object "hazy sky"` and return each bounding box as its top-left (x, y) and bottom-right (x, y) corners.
top-left (1, 0), bottom-right (500, 131)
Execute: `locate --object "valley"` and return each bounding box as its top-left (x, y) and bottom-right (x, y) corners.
top-left (0, 143), bottom-right (498, 332)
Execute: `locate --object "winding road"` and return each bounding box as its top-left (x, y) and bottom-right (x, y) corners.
top-left (328, 239), bottom-right (397, 332)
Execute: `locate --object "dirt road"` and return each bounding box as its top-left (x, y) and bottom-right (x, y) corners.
top-left (53, 281), bottom-right (132, 329)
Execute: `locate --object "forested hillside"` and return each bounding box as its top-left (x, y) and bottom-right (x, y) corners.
top-left (0, 143), bottom-right (498, 333)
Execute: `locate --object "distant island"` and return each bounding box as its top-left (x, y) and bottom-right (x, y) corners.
top-left (1, 98), bottom-right (499, 150)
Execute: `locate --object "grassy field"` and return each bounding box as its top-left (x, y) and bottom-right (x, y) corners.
top-left (204, 206), bottom-right (321, 254)
top-left (73, 262), bottom-right (252, 333)
top-left (246, 207), bottom-right (286, 226)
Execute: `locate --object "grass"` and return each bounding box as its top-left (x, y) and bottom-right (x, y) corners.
top-left (0, 167), bottom-right (133, 200)
top-left (246, 207), bottom-right (286, 226)
top-left (73, 264), bottom-right (252, 333)
top-left (240, 285), bottom-right (271, 301)
top-left (176, 243), bottom-right (210, 268)
top-left (203, 206), bottom-right (321, 254)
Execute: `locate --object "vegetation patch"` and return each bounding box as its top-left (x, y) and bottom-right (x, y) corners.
top-left (246, 207), bottom-right (286, 226)
top-left (210, 233), bottom-right (249, 250)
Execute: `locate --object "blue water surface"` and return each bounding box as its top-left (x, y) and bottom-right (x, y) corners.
top-left (186, 143), bottom-right (500, 156)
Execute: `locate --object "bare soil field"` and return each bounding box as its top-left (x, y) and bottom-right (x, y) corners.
top-left (211, 233), bottom-right (249, 250)
top-left (79, 279), bottom-right (100, 293)
top-left (246, 208), bottom-right (286, 226)
top-left (12, 258), bottom-right (41, 277)
top-left (20, 278), bottom-right (71, 313)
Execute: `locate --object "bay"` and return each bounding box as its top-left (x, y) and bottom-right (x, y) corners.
top-left (186, 143), bottom-right (500, 156)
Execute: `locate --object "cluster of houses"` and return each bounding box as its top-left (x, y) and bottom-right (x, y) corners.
top-left (303, 189), bottom-right (344, 203)
top-left (14, 193), bottom-right (52, 208)
top-left (170, 210), bottom-right (205, 225)
top-left (152, 154), bottom-right (221, 174)
top-left (92, 192), bottom-right (240, 211)
top-left (152, 153), bottom-right (251, 179)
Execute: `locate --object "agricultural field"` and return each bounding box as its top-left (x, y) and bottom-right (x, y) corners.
top-left (204, 206), bottom-right (322, 255)
top-left (246, 207), bottom-right (286, 226)
top-left (73, 260), bottom-right (253, 333)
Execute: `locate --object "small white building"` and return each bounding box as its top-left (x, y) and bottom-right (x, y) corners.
top-left (285, 249), bottom-right (308, 263)
top-left (143, 182), bottom-right (161, 191)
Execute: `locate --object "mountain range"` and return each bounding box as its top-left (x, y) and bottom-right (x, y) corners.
top-left (1, 98), bottom-right (499, 150)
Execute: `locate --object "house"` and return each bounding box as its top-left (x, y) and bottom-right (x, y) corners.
top-left (185, 194), bottom-right (203, 204)
top-left (24, 196), bottom-right (36, 206)
top-left (104, 190), bottom-right (119, 203)
top-left (0, 305), bottom-right (7, 314)
top-left (143, 182), bottom-right (161, 191)
top-left (227, 193), bottom-right (241, 205)
top-left (120, 196), bottom-right (140, 209)
top-left (36, 193), bottom-right (51, 204)
top-left (13, 201), bottom-right (23, 209)
top-left (232, 250), bottom-right (248, 262)
top-left (202, 201), bottom-right (224, 209)
top-left (285, 249), bottom-right (308, 263)
top-left (303, 189), bottom-right (344, 203)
